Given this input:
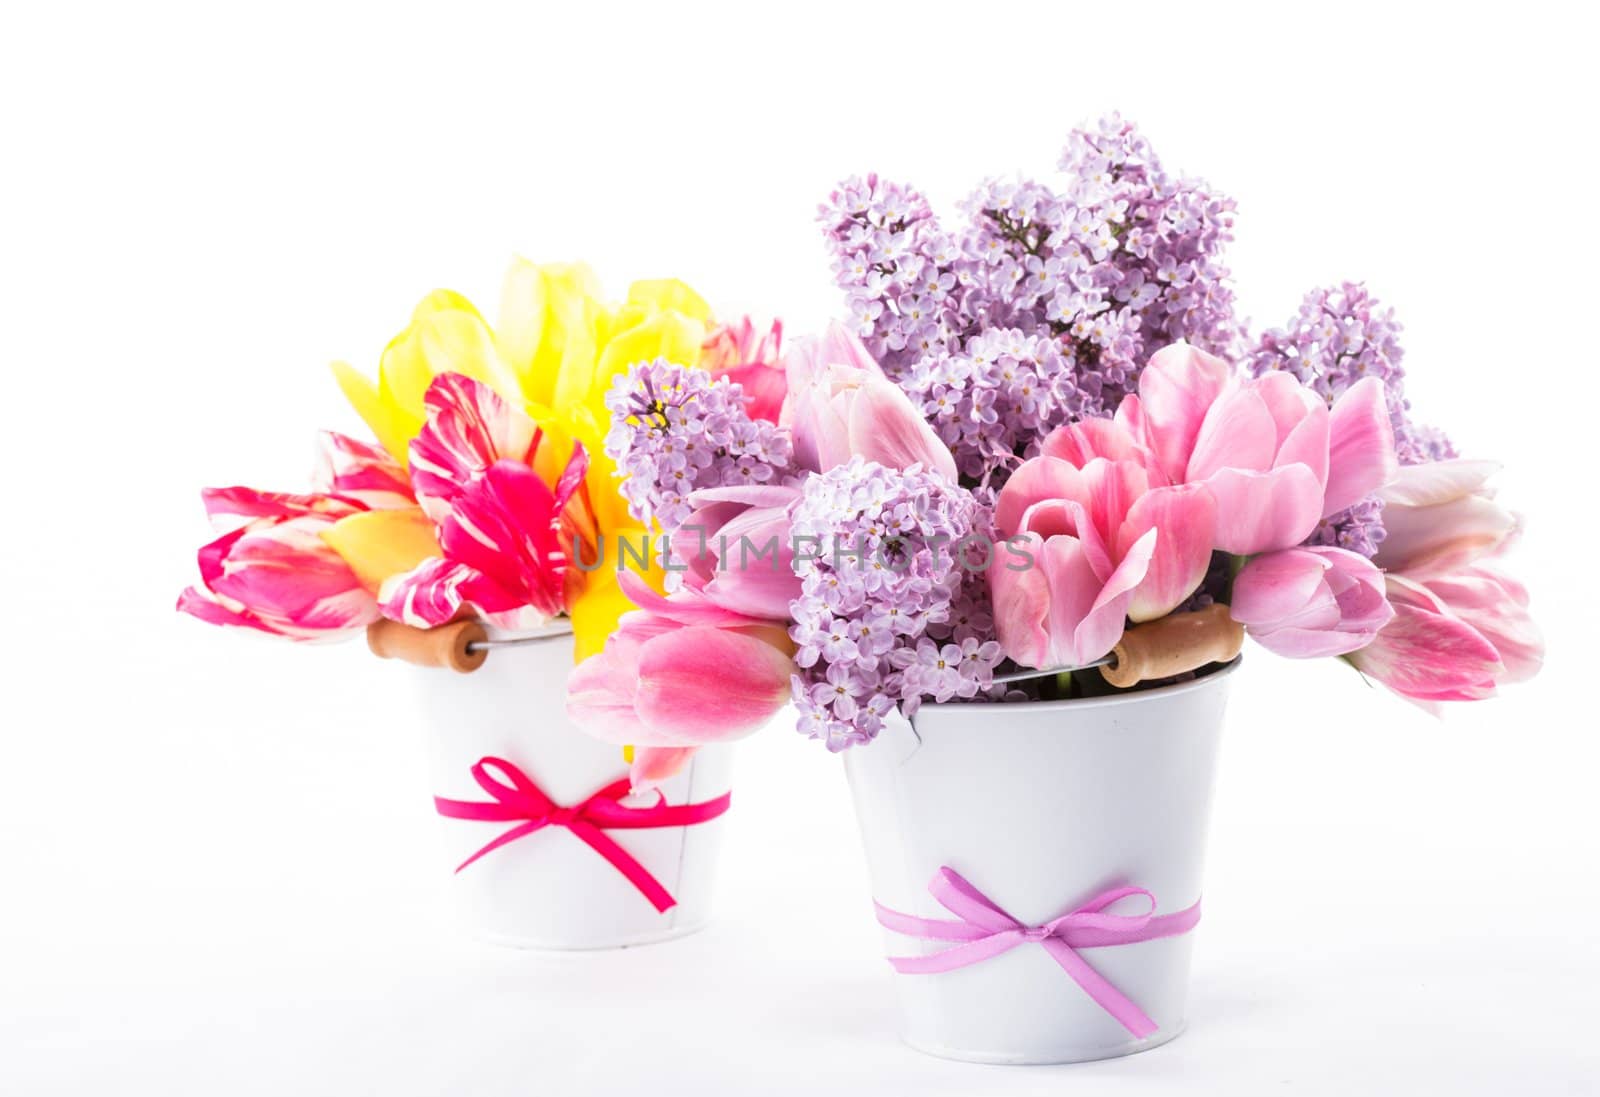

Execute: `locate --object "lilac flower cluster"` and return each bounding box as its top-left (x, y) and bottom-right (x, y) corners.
top-left (815, 174), bottom-right (965, 375)
top-left (1246, 282), bottom-right (1455, 466)
top-left (818, 114), bottom-right (1239, 486)
top-left (900, 328), bottom-right (1092, 485)
top-left (788, 458), bottom-right (1002, 750)
top-left (1306, 496), bottom-right (1388, 559)
top-left (605, 358), bottom-right (793, 533)
top-left (1247, 283), bottom-right (1456, 557)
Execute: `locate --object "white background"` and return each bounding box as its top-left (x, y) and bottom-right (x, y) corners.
top-left (3, 3), bottom-right (1598, 1094)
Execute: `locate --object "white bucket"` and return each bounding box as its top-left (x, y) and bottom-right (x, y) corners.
top-left (409, 625), bottom-right (733, 950)
top-left (843, 661), bottom-right (1237, 1063)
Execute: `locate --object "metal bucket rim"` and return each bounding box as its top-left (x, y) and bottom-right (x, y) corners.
top-left (913, 654), bottom-right (1241, 721)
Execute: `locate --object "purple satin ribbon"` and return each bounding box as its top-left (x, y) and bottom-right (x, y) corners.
top-left (874, 867), bottom-right (1202, 1039)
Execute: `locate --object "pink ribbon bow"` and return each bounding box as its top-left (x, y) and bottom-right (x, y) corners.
top-left (874, 867), bottom-right (1201, 1039)
top-left (433, 757), bottom-right (732, 914)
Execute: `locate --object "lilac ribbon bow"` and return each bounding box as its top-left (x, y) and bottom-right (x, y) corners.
top-left (874, 867), bottom-right (1202, 1039)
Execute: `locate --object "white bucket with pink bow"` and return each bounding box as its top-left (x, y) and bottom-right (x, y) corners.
top-left (382, 621), bottom-right (735, 950)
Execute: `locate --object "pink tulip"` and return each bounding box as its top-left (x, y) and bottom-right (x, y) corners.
top-left (1420, 566), bottom-right (1543, 686)
top-left (1046, 344), bottom-right (1398, 555)
top-left (1347, 457), bottom-right (1540, 708)
top-left (566, 574), bottom-right (795, 752)
top-left (177, 488), bottom-right (379, 640)
top-left (989, 456), bottom-right (1215, 668)
top-left (1348, 563), bottom-right (1541, 708)
top-left (627, 746), bottom-right (698, 793)
top-left (781, 320), bottom-right (958, 481)
top-left (1374, 459), bottom-right (1521, 579)
top-left (703, 316), bottom-right (786, 424)
top-left (1133, 343), bottom-right (1234, 486)
top-left (668, 483), bottom-right (803, 620)
top-left (1229, 546), bottom-right (1394, 658)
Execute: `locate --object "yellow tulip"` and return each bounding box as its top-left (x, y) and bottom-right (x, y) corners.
top-left (332, 291), bottom-right (522, 468)
top-left (328, 259), bottom-right (717, 662)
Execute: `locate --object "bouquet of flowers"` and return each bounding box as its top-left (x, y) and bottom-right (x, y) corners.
top-left (178, 261), bottom-right (782, 664)
top-left (570, 115), bottom-right (1541, 782)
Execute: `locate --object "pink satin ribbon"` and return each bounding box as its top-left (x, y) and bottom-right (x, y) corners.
top-left (874, 867), bottom-right (1201, 1039)
top-left (433, 756), bottom-right (731, 914)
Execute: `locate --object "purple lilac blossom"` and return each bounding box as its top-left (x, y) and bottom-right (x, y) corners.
top-left (818, 113), bottom-right (1240, 488)
top-left (787, 458), bottom-right (1002, 750)
top-left (1306, 496), bottom-right (1388, 558)
top-left (605, 359), bottom-right (793, 534)
top-left (1246, 281), bottom-right (1455, 466)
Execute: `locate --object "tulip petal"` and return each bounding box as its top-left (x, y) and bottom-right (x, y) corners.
top-left (1252, 625), bottom-right (1376, 660)
top-left (1186, 386), bottom-right (1278, 481)
top-left (436, 460), bottom-right (567, 620)
top-left (321, 507), bottom-right (442, 595)
top-left (594, 310), bottom-right (707, 395)
top-left (1040, 536), bottom-right (1104, 667)
top-left (1070, 528), bottom-right (1155, 665)
top-left (414, 307), bottom-right (523, 404)
top-left (1227, 545), bottom-right (1396, 658)
top-left (1273, 396), bottom-right (1330, 489)
top-left (1230, 549), bottom-right (1335, 629)
top-left (1078, 458), bottom-right (1151, 562)
top-left (331, 360), bottom-right (420, 467)
top-left (1378, 458), bottom-right (1501, 507)
top-left (1136, 343), bottom-right (1235, 484)
top-left (1251, 372), bottom-right (1322, 449)
top-left (629, 746), bottom-right (698, 792)
top-left (1376, 492), bottom-right (1521, 577)
top-left (699, 507), bottom-right (802, 620)
top-left (377, 556), bottom-right (473, 628)
top-left (994, 457), bottom-right (1084, 536)
top-left (408, 373), bottom-right (539, 516)
top-left (494, 256), bottom-right (549, 391)
top-left (633, 626), bottom-right (794, 743)
top-left (1423, 566), bottom-right (1544, 685)
top-left (1323, 377), bottom-right (1397, 516)
top-left (199, 486), bottom-right (361, 532)
top-left (1207, 463), bottom-right (1325, 555)
top-left (989, 531), bottom-right (1052, 668)
top-left (1119, 483), bottom-right (1217, 622)
top-left (626, 279), bottom-right (714, 325)
top-left (204, 517), bottom-right (379, 638)
top-left (684, 484), bottom-right (803, 510)
top-left (1348, 578), bottom-right (1505, 703)
top-left (313, 431), bottom-right (416, 509)
top-left (615, 571), bottom-right (755, 629)
top-left (847, 376), bottom-right (959, 481)
top-left (377, 291), bottom-right (486, 419)
top-left (1040, 415), bottom-right (1149, 469)
top-left (177, 585), bottom-right (282, 636)
top-left (566, 644), bottom-right (646, 740)
top-left (715, 362), bottom-right (787, 424)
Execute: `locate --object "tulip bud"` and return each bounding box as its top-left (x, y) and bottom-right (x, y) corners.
top-left (1230, 546), bottom-right (1394, 658)
top-left (782, 321), bottom-right (957, 481)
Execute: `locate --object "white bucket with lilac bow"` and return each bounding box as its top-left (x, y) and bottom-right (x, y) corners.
top-left (843, 660), bottom-right (1237, 1064)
